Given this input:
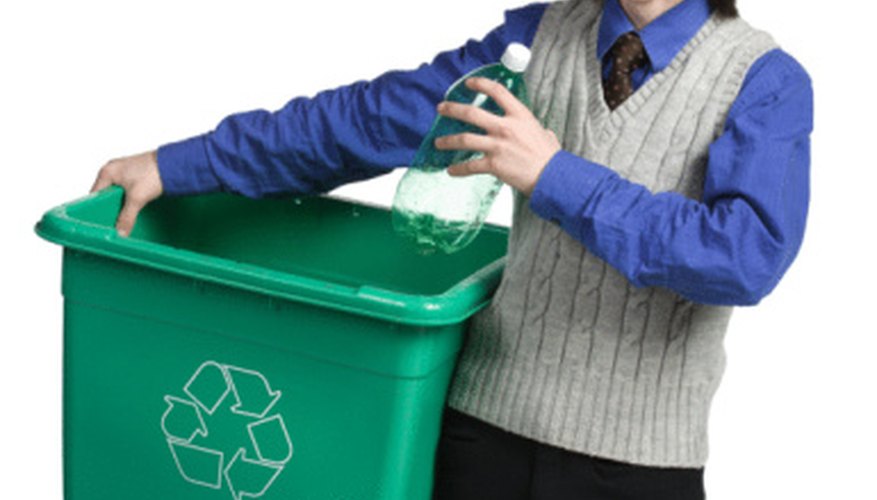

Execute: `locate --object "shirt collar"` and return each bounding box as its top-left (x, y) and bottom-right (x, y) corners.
top-left (598, 0), bottom-right (712, 73)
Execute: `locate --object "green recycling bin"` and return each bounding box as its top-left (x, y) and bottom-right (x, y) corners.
top-left (35, 187), bottom-right (509, 500)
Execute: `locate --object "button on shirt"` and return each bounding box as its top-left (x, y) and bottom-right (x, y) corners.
top-left (156, 0), bottom-right (813, 307)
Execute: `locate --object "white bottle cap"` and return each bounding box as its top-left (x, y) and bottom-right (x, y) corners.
top-left (501, 43), bottom-right (531, 73)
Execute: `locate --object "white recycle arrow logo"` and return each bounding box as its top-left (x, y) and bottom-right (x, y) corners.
top-left (161, 361), bottom-right (293, 500)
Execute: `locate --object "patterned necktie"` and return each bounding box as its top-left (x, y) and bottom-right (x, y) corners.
top-left (603, 32), bottom-right (648, 110)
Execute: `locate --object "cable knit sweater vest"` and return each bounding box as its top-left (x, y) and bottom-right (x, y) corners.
top-left (445, 0), bottom-right (778, 467)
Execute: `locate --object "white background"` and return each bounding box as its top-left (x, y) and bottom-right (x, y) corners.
top-left (1, 0), bottom-right (873, 498)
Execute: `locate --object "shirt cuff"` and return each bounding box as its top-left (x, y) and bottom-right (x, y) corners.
top-left (528, 149), bottom-right (615, 225)
top-left (156, 135), bottom-right (222, 196)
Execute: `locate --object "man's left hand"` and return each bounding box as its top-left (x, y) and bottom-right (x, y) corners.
top-left (434, 77), bottom-right (561, 197)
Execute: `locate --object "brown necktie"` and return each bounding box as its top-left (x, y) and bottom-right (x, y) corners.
top-left (603, 32), bottom-right (648, 110)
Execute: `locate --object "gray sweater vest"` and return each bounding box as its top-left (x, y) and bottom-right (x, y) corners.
top-left (446, 0), bottom-right (778, 467)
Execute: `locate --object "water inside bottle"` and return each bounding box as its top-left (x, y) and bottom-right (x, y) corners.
top-left (392, 166), bottom-right (501, 255)
top-left (392, 209), bottom-right (477, 255)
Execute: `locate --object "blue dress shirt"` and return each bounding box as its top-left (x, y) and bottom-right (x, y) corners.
top-left (156, 0), bottom-right (813, 307)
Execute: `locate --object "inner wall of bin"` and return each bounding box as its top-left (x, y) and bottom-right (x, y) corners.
top-left (86, 193), bottom-right (508, 296)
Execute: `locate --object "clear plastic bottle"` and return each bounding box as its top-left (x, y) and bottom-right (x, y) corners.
top-left (392, 43), bottom-right (531, 255)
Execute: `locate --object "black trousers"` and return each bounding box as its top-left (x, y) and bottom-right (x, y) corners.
top-left (433, 407), bottom-right (705, 500)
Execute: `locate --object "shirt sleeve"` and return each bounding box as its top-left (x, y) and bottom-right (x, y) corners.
top-left (528, 49), bottom-right (814, 306)
top-left (156, 3), bottom-right (548, 198)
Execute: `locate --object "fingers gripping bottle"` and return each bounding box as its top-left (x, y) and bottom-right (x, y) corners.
top-left (391, 43), bottom-right (531, 255)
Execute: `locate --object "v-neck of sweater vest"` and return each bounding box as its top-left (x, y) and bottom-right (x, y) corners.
top-left (587, 14), bottom-right (721, 133)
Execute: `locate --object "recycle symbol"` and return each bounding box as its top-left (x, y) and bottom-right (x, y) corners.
top-left (161, 361), bottom-right (293, 500)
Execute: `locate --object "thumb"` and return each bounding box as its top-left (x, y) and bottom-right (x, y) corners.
top-left (116, 194), bottom-right (146, 237)
top-left (91, 174), bottom-right (113, 194)
top-left (91, 162), bottom-right (116, 193)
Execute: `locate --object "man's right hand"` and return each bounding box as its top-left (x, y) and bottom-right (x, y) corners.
top-left (91, 150), bottom-right (164, 237)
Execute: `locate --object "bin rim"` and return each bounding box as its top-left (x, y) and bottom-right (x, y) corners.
top-left (35, 187), bottom-right (507, 327)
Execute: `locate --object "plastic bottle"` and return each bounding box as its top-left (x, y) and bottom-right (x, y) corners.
top-left (392, 43), bottom-right (531, 255)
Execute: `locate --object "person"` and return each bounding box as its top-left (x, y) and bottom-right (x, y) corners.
top-left (91, 0), bottom-right (813, 498)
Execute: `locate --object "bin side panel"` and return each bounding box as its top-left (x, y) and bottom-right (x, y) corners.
top-left (64, 301), bottom-right (453, 500)
top-left (61, 249), bottom-right (467, 500)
